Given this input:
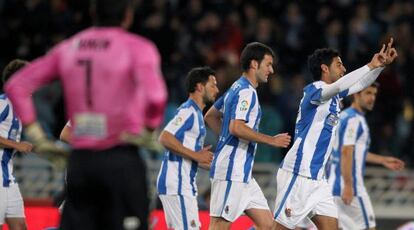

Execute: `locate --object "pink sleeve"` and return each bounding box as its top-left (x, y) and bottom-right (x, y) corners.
top-left (134, 42), bottom-right (167, 130)
top-left (5, 47), bottom-right (60, 124)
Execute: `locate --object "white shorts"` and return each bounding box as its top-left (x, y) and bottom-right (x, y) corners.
top-left (296, 217), bottom-right (316, 229)
top-left (273, 169), bottom-right (337, 229)
top-left (335, 195), bottom-right (376, 230)
top-left (210, 178), bottom-right (269, 222)
top-left (0, 183), bottom-right (25, 224)
top-left (159, 194), bottom-right (200, 229)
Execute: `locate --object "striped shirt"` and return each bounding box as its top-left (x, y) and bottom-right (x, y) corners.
top-left (280, 81), bottom-right (348, 180)
top-left (330, 108), bottom-right (370, 196)
top-left (157, 99), bottom-right (206, 196)
top-left (0, 94), bottom-right (22, 187)
top-left (210, 77), bottom-right (262, 183)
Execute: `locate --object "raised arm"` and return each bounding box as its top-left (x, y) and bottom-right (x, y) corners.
top-left (320, 65), bottom-right (372, 101)
top-left (321, 38), bottom-right (397, 101)
top-left (345, 66), bottom-right (384, 96)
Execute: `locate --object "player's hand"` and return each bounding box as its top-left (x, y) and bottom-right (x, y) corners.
top-left (33, 139), bottom-right (71, 157)
top-left (25, 122), bottom-right (70, 157)
top-left (384, 37), bottom-right (398, 65)
top-left (268, 133), bottom-right (291, 148)
top-left (195, 145), bottom-right (214, 166)
top-left (15, 141), bottom-right (33, 153)
top-left (368, 44), bottom-right (387, 69)
top-left (120, 129), bottom-right (164, 153)
top-left (382, 156), bottom-right (405, 171)
top-left (342, 185), bottom-right (353, 205)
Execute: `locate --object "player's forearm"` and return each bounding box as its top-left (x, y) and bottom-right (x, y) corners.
top-left (229, 120), bottom-right (271, 145)
top-left (366, 152), bottom-right (385, 165)
top-left (0, 136), bottom-right (20, 150)
top-left (204, 107), bottom-right (222, 135)
top-left (341, 146), bottom-right (354, 186)
top-left (158, 131), bottom-right (198, 161)
top-left (321, 65), bottom-right (371, 101)
top-left (347, 67), bottom-right (384, 95)
top-left (59, 125), bottom-right (71, 143)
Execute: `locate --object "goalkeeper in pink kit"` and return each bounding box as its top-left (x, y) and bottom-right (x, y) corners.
top-left (5, 0), bottom-right (167, 229)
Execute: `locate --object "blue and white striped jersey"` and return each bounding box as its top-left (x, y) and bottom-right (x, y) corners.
top-left (280, 81), bottom-right (347, 180)
top-left (157, 99), bottom-right (206, 197)
top-left (210, 77), bottom-right (262, 183)
top-left (0, 94), bottom-right (22, 187)
top-left (329, 108), bottom-right (370, 196)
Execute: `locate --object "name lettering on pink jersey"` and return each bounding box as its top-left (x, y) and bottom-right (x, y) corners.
top-left (78, 39), bottom-right (110, 50)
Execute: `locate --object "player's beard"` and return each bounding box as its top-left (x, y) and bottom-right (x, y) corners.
top-left (203, 92), bottom-right (214, 105)
top-left (362, 102), bottom-right (375, 112)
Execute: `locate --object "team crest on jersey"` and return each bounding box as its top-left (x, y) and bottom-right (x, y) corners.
top-left (240, 100), bottom-right (249, 111)
top-left (191, 220), bottom-right (197, 227)
top-left (285, 208), bottom-right (292, 217)
top-left (326, 113), bottom-right (339, 126)
top-left (347, 128), bottom-right (355, 138)
top-left (173, 117), bottom-right (183, 126)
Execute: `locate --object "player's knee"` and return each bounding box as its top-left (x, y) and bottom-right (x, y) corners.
top-left (209, 217), bottom-right (231, 230)
top-left (10, 222), bottom-right (27, 230)
top-left (256, 219), bottom-right (274, 230)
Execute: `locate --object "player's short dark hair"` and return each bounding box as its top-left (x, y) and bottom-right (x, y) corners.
top-left (2, 59), bottom-right (28, 84)
top-left (240, 42), bottom-right (275, 72)
top-left (308, 48), bottom-right (340, 81)
top-left (92, 0), bottom-right (132, 26)
top-left (186, 66), bottom-right (216, 93)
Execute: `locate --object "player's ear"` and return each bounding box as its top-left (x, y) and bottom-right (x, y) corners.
top-left (195, 82), bottom-right (203, 92)
top-left (250, 60), bottom-right (259, 70)
top-left (320, 64), bottom-right (329, 74)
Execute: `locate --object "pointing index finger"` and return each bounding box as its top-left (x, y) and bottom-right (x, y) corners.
top-left (379, 44), bottom-right (386, 54)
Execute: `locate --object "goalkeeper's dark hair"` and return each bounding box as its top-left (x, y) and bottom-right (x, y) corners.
top-left (2, 59), bottom-right (28, 84)
top-left (92, 0), bottom-right (132, 26)
top-left (308, 48), bottom-right (340, 81)
top-left (186, 66), bottom-right (216, 93)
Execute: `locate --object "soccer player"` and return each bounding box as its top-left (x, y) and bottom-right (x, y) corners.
top-left (328, 83), bottom-right (404, 230)
top-left (204, 42), bottom-right (291, 230)
top-left (4, 0), bottom-right (167, 229)
top-left (156, 66), bottom-right (218, 229)
top-left (273, 39), bottom-right (398, 230)
top-left (0, 59), bottom-right (33, 230)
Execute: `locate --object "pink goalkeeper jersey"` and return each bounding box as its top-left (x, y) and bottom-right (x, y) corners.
top-left (5, 27), bottom-right (167, 150)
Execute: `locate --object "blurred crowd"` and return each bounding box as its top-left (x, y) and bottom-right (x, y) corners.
top-left (0, 0), bottom-right (413, 166)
